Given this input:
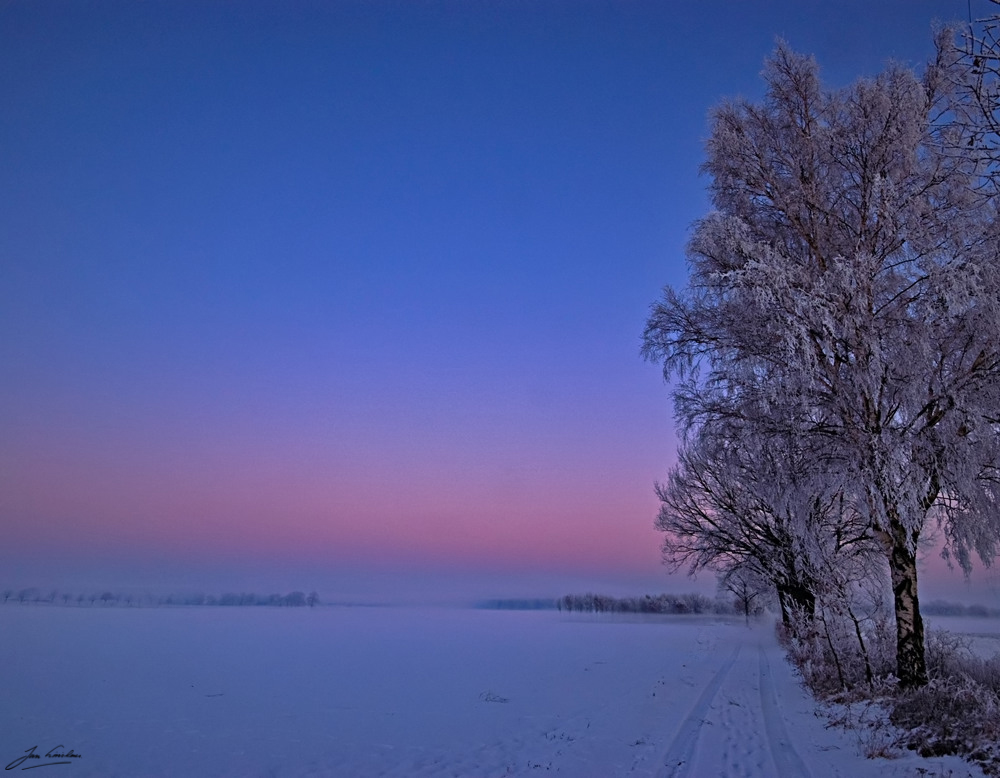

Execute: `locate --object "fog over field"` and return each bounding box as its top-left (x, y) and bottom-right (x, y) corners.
top-left (0, 605), bottom-right (987, 777)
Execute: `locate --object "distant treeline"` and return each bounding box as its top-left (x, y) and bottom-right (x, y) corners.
top-left (476, 598), bottom-right (558, 610)
top-left (922, 599), bottom-right (1000, 618)
top-left (558, 592), bottom-right (737, 615)
top-left (476, 593), bottom-right (739, 615)
top-left (0, 588), bottom-right (321, 608)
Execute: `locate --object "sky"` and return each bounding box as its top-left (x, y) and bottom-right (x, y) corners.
top-left (2, 0), bottom-right (997, 603)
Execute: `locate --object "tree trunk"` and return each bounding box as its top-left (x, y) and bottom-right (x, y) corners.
top-left (776, 582), bottom-right (815, 627)
top-left (819, 607), bottom-right (847, 690)
top-left (777, 586), bottom-right (790, 625)
top-left (888, 518), bottom-right (928, 688)
top-left (846, 602), bottom-right (874, 688)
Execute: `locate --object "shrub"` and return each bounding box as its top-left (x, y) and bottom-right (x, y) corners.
top-left (890, 676), bottom-right (1000, 774)
top-left (784, 613), bottom-right (1000, 774)
top-left (778, 607), bottom-right (895, 699)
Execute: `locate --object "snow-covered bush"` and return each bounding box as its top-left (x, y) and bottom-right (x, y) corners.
top-left (785, 619), bottom-right (1000, 773)
top-left (890, 676), bottom-right (1000, 774)
top-left (779, 608), bottom-right (895, 698)
top-left (924, 628), bottom-right (1000, 696)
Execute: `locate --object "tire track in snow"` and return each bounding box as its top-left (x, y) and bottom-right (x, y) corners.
top-left (758, 646), bottom-right (812, 778)
top-left (657, 644), bottom-right (741, 778)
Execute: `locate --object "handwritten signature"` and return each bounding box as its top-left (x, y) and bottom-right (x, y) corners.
top-left (5, 746), bottom-right (82, 771)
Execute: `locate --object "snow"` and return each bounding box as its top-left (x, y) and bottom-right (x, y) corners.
top-left (0, 605), bottom-right (983, 776)
top-left (925, 614), bottom-right (1000, 659)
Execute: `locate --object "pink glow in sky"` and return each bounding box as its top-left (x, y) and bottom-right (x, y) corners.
top-left (1, 0), bottom-right (993, 602)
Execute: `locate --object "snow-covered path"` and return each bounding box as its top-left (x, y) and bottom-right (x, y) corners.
top-left (0, 605), bottom-right (982, 776)
top-left (656, 638), bottom-right (818, 778)
top-left (656, 628), bottom-right (975, 778)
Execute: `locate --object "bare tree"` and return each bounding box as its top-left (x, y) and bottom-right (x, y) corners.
top-left (657, 416), bottom-right (876, 626)
top-left (17, 588), bottom-right (37, 605)
top-left (930, 9), bottom-right (1000, 192)
top-left (719, 566), bottom-right (767, 625)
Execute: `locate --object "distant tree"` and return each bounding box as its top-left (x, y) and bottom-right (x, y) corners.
top-left (2, 589), bottom-right (11, 604)
top-left (719, 567), bottom-right (767, 625)
top-left (284, 591), bottom-right (307, 607)
top-left (17, 588), bottom-right (37, 605)
top-left (100, 592), bottom-right (115, 606)
top-left (307, 592), bottom-right (319, 607)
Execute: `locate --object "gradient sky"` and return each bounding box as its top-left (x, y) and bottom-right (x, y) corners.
top-left (2, 0), bottom-right (997, 602)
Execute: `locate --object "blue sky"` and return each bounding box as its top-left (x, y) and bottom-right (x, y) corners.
top-left (2, 0), bottom-right (996, 602)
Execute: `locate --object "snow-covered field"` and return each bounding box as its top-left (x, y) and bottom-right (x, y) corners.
top-left (926, 614), bottom-right (1000, 660)
top-left (0, 605), bottom-right (984, 777)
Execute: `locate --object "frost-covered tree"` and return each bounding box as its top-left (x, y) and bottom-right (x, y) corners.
top-left (718, 565), bottom-right (768, 625)
top-left (644, 45), bottom-right (1000, 688)
top-left (931, 13), bottom-right (1000, 192)
top-left (657, 416), bottom-right (876, 626)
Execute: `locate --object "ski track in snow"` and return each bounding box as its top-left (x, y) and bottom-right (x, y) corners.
top-left (757, 646), bottom-right (811, 778)
top-left (656, 642), bottom-right (812, 778)
top-left (657, 645), bottom-right (742, 778)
